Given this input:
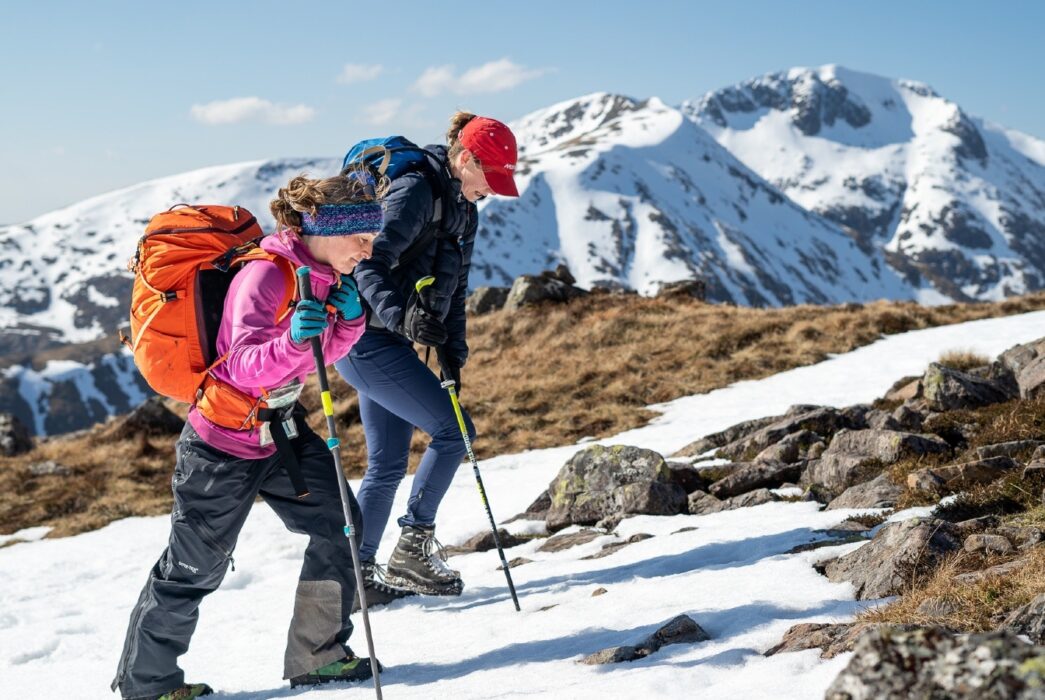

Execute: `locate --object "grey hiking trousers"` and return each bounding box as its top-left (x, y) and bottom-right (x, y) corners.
top-left (112, 420), bottom-right (362, 699)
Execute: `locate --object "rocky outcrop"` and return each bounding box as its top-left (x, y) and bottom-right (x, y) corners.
top-left (545, 445), bottom-right (687, 532)
top-left (716, 406), bottom-right (855, 461)
top-left (504, 265), bottom-right (587, 311)
top-left (707, 460), bottom-right (802, 498)
top-left (921, 362), bottom-right (1016, 411)
top-left (119, 397), bottom-right (184, 436)
top-left (907, 456), bottom-right (1019, 496)
top-left (1004, 593), bottom-right (1045, 645)
top-left (688, 488), bottom-right (779, 515)
top-left (805, 429), bottom-right (949, 496)
top-left (466, 286), bottom-right (510, 315)
top-left (999, 339), bottom-right (1045, 399)
top-left (823, 518), bottom-right (961, 599)
top-left (825, 627), bottom-right (1045, 699)
top-left (673, 414), bottom-right (782, 457)
top-left (580, 614), bottom-right (710, 665)
top-left (0, 412), bottom-right (33, 456)
top-left (826, 473), bottom-right (904, 510)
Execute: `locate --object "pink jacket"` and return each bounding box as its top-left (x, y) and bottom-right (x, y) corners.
top-left (187, 232), bottom-right (365, 459)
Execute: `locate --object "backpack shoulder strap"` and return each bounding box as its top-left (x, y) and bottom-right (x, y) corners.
top-left (230, 244), bottom-right (298, 324)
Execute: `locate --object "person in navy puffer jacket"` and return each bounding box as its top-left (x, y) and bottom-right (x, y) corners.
top-left (334, 112), bottom-right (519, 602)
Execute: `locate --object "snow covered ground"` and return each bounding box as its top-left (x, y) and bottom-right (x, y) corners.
top-left (3, 310), bottom-right (1045, 699)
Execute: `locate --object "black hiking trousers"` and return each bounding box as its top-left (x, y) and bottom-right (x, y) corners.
top-left (112, 420), bottom-right (363, 699)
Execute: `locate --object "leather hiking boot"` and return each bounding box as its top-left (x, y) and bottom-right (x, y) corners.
top-left (133, 683), bottom-right (212, 700)
top-left (353, 557), bottom-right (418, 613)
top-left (384, 524), bottom-right (464, 596)
top-left (289, 651), bottom-right (382, 688)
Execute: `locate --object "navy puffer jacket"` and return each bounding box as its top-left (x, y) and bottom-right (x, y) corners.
top-left (352, 145), bottom-right (477, 366)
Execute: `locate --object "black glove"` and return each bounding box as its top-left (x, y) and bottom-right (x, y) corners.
top-left (400, 298), bottom-right (447, 347)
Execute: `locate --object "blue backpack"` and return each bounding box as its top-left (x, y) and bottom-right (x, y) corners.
top-left (341, 135), bottom-right (447, 269)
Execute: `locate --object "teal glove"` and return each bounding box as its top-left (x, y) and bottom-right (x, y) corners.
top-left (326, 275), bottom-right (363, 321)
top-left (290, 299), bottom-right (329, 344)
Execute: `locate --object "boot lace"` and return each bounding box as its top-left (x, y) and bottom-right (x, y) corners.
top-left (422, 533), bottom-right (458, 579)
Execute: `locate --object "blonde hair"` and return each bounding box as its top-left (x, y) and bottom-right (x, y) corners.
top-left (270, 162), bottom-right (389, 232)
top-left (446, 111), bottom-right (477, 161)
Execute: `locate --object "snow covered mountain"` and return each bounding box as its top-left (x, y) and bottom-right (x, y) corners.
top-left (683, 65), bottom-right (1045, 303)
top-left (473, 92), bottom-right (911, 304)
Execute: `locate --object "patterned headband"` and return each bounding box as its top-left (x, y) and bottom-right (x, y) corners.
top-left (300, 202), bottom-right (383, 237)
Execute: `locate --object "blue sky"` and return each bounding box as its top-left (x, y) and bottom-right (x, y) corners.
top-left (2, 0), bottom-right (1042, 223)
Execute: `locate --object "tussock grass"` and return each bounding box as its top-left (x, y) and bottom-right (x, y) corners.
top-left (937, 348), bottom-right (991, 372)
top-left (4, 291), bottom-right (1045, 538)
top-left (859, 546), bottom-right (1045, 632)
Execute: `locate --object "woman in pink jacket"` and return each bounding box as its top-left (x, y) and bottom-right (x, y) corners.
top-left (113, 170), bottom-right (384, 700)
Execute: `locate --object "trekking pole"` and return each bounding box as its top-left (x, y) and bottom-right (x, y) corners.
top-left (297, 267), bottom-right (383, 699)
top-left (413, 276), bottom-right (522, 612)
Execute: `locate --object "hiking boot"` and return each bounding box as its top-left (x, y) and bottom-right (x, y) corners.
top-left (131, 683), bottom-right (213, 700)
top-left (353, 557), bottom-right (418, 613)
top-left (384, 524), bottom-right (464, 596)
top-left (289, 650), bottom-right (382, 688)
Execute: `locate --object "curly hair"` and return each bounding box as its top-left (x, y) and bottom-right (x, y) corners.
top-left (270, 161), bottom-right (389, 232)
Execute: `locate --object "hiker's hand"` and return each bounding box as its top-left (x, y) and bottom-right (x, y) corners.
top-left (442, 361), bottom-right (462, 396)
top-left (290, 299), bottom-right (330, 344)
top-left (400, 298), bottom-right (447, 347)
top-left (327, 275), bottom-right (363, 321)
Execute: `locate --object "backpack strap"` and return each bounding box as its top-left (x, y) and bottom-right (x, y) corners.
top-left (227, 244), bottom-right (298, 324)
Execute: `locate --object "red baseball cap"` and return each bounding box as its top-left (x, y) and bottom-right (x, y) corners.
top-left (459, 116), bottom-right (519, 197)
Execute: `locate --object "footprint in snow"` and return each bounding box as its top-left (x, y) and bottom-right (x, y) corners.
top-left (11, 638), bottom-right (59, 665)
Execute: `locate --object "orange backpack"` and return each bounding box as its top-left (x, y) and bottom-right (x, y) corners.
top-left (123, 204), bottom-right (297, 429)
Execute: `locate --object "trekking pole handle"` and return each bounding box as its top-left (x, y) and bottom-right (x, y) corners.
top-left (295, 267), bottom-right (331, 394)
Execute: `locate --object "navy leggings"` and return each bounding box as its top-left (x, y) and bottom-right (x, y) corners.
top-left (335, 329), bottom-right (475, 561)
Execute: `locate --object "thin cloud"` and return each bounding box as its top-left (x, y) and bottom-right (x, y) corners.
top-left (362, 98), bottom-right (403, 126)
top-left (190, 97), bottom-right (315, 126)
top-left (337, 63), bottom-right (384, 84)
top-left (411, 59), bottom-right (549, 97)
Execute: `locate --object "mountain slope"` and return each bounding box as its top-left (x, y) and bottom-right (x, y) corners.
top-left (683, 64), bottom-right (1045, 303)
top-left (474, 92), bottom-right (912, 305)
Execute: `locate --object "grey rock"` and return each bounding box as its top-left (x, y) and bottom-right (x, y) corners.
top-left (504, 266), bottom-right (587, 311)
top-left (672, 414), bottom-right (781, 457)
top-left (1005, 593), bottom-right (1045, 644)
top-left (884, 377), bottom-right (921, 402)
top-left (963, 533), bottom-right (1015, 555)
top-left (447, 528), bottom-right (526, 556)
top-left (826, 473), bottom-right (904, 510)
top-left (545, 445), bottom-right (686, 532)
top-left (954, 515), bottom-right (1000, 536)
top-left (723, 488), bottom-right (779, 509)
top-left (891, 402), bottom-right (926, 432)
top-left (976, 440), bottom-right (1043, 461)
top-left (922, 362), bottom-right (1016, 412)
top-left (717, 406), bottom-right (854, 461)
top-left (120, 397), bottom-right (183, 436)
top-left (465, 286), bottom-right (509, 315)
top-left (580, 614), bottom-right (710, 665)
top-left (825, 627), bottom-right (1045, 700)
top-left (688, 490), bottom-right (725, 515)
top-left (823, 518), bottom-right (961, 599)
top-left (655, 279), bottom-right (706, 300)
top-left (766, 623), bottom-right (921, 660)
top-left (708, 460), bottom-right (803, 498)
top-left (591, 587), bottom-right (608, 597)
top-left (865, 409), bottom-right (901, 431)
top-left (0, 412), bottom-right (33, 456)
top-left (995, 526), bottom-right (1045, 551)
top-left (538, 528), bottom-right (601, 553)
top-left (907, 456), bottom-right (1019, 496)
top-left (916, 597), bottom-right (958, 618)
top-left (754, 429), bottom-right (823, 463)
top-left (1018, 356), bottom-right (1045, 399)
top-left (954, 557), bottom-right (1031, 585)
top-left (806, 429), bottom-right (950, 497)
top-left (498, 557), bottom-right (533, 571)
top-left (999, 339), bottom-right (1045, 377)
top-left (665, 462), bottom-right (707, 494)
top-left (582, 533), bottom-right (654, 560)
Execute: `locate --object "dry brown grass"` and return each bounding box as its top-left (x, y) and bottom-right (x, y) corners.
top-left (859, 545), bottom-right (1045, 632)
top-left (937, 348), bottom-right (991, 372)
top-left (4, 291), bottom-right (1045, 539)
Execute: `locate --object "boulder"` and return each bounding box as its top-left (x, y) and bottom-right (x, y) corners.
top-left (665, 462), bottom-right (707, 494)
top-left (0, 412), bottom-right (33, 456)
top-left (580, 614), bottom-right (709, 665)
top-left (537, 528), bottom-right (601, 553)
top-left (1005, 593), bottom-right (1045, 644)
top-left (754, 429), bottom-right (824, 464)
top-left (976, 440), bottom-right (1043, 460)
top-left (805, 429), bottom-right (950, 496)
top-left (465, 286), bottom-right (509, 315)
top-left (1018, 356), bottom-right (1045, 399)
top-left (891, 402), bottom-right (926, 432)
top-left (999, 338), bottom-right (1045, 376)
top-left (545, 445), bottom-right (687, 532)
top-left (717, 406), bottom-right (855, 461)
top-left (823, 518), bottom-right (961, 599)
top-left (921, 362), bottom-right (1016, 412)
top-left (447, 528), bottom-right (527, 556)
top-left (688, 490), bottom-right (725, 515)
top-left (865, 409), bottom-right (902, 431)
top-left (504, 265), bottom-right (587, 311)
top-left (826, 473), bottom-right (904, 510)
top-left (825, 627), bottom-right (1045, 700)
top-left (672, 414), bottom-right (781, 457)
top-left (907, 456), bottom-right (1019, 496)
top-left (655, 279), bottom-right (706, 300)
top-left (120, 397), bottom-right (183, 436)
top-left (708, 460), bottom-right (803, 498)
top-left (963, 533), bottom-right (1014, 556)
top-left (582, 533), bottom-right (654, 560)
top-left (725, 488), bottom-right (779, 509)
top-left (884, 377), bottom-right (921, 403)
top-left (763, 623), bottom-right (919, 660)
top-left (27, 460), bottom-right (71, 477)
top-left (954, 557), bottom-right (1030, 585)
